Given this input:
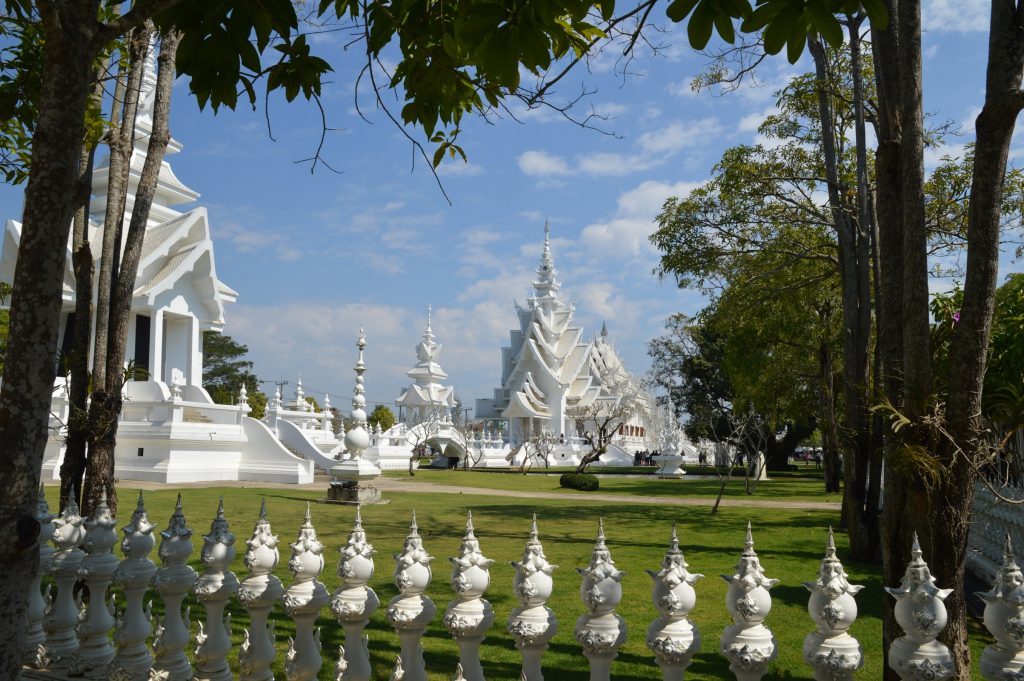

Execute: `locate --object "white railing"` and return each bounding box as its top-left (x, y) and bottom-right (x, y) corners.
top-left (21, 489), bottom-right (1023, 681)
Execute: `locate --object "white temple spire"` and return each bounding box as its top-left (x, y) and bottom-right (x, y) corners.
top-left (532, 222), bottom-right (560, 299)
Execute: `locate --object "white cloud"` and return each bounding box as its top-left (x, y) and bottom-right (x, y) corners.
top-left (438, 161), bottom-right (484, 177)
top-left (576, 152), bottom-right (655, 176)
top-left (637, 118), bottom-right (723, 156)
top-left (517, 150), bottom-right (571, 177)
top-left (616, 180), bottom-right (704, 217)
top-left (923, 0), bottom-right (989, 32)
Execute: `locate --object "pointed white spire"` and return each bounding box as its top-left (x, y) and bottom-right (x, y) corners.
top-left (532, 221), bottom-right (561, 299)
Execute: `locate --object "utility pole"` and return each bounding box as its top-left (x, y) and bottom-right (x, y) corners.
top-left (260, 379), bottom-right (289, 399)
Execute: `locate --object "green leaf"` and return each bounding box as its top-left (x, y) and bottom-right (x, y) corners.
top-left (805, 3), bottom-right (843, 47)
top-left (861, 0), bottom-right (889, 30)
top-left (687, 0), bottom-right (716, 50)
top-left (666, 0), bottom-right (701, 23)
top-left (786, 23), bottom-right (806, 63)
top-left (713, 10), bottom-right (736, 44)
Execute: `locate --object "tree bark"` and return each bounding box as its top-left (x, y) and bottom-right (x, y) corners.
top-left (84, 26), bottom-right (180, 517)
top-left (0, 4), bottom-right (103, 675)
top-left (818, 307), bottom-right (841, 494)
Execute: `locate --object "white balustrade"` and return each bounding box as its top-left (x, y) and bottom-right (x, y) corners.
top-left (646, 523), bottom-right (702, 681)
top-left (386, 510), bottom-right (436, 681)
top-left (194, 498), bottom-right (239, 681)
top-left (508, 514), bottom-right (558, 681)
top-left (444, 511), bottom-right (495, 681)
top-left (238, 499), bottom-right (284, 681)
top-left (331, 507), bottom-right (379, 681)
top-left (41, 499), bottom-right (86, 668)
top-left (70, 492), bottom-right (120, 675)
top-left (575, 518), bottom-right (627, 681)
top-left (24, 484), bottom-right (55, 667)
top-left (803, 528), bottom-right (864, 680)
top-left (153, 493), bottom-right (198, 681)
top-left (111, 490), bottom-right (158, 681)
top-left (17, 496), bottom-right (990, 681)
top-left (885, 533), bottom-right (954, 680)
top-left (720, 522), bottom-right (778, 681)
top-left (282, 503), bottom-right (330, 681)
top-left (980, 534), bottom-right (1024, 679)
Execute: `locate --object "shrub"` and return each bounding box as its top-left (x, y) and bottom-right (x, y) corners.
top-left (559, 472), bottom-right (599, 491)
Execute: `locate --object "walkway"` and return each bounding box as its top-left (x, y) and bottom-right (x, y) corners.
top-left (93, 476), bottom-right (841, 511)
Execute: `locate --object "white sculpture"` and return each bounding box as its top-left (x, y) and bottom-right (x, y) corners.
top-left (508, 514), bottom-right (559, 681)
top-left (646, 523), bottom-right (702, 680)
top-left (283, 504), bottom-right (330, 681)
top-left (980, 534), bottom-right (1024, 679)
top-left (70, 492), bottom-right (120, 675)
top-left (193, 498), bottom-right (239, 681)
top-left (25, 485), bottom-right (55, 666)
top-left (238, 500), bottom-right (284, 681)
top-left (41, 499), bottom-right (86, 667)
top-left (329, 327), bottom-right (383, 503)
top-left (111, 491), bottom-right (158, 680)
top-left (802, 528), bottom-right (864, 680)
top-left (575, 518), bottom-right (627, 681)
top-left (386, 511), bottom-right (436, 681)
top-left (152, 494), bottom-right (198, 681)
top-left (444, 511), bottom-right (495, 681)
top-left (885, 533), bottom-right (954, 680)
top-left (720, 522), bottom-right (779, 681)
top-left (331, 507), bottom-right (380, 681)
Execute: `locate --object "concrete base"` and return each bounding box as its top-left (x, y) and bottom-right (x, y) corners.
top-left (326, 481), bottom-right (386, 505)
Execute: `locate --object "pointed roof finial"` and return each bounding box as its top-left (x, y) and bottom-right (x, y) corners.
top-left (466, 510), bottom-right (475, 535)
top-left (596, 517), bottom-right (607, 547)
top-left (744, 521), bottom-right (755, 554)
top-left (259, 498), bottom-right (268, 520)
top-left (216, 496), bottom-right (226, 518)
top-left (410, 509), bottom-right (419, 535)
top-left (354, 505), bottom-right (363, 528)
top-left (825, 526), bottom-right (838, 560)
top-left (670, 521), bottom-right (679, 551)
top-left (304, 501), bottom-right (313, 526)
top-left (601, 320), bottom-right (609, 338)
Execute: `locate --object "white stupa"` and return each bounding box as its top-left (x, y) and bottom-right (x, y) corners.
top-left (395, 305), bottom-right (455, 423)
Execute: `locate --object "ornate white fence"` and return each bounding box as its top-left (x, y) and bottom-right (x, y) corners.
top-left (20, 488), bottom-right (1024, 681)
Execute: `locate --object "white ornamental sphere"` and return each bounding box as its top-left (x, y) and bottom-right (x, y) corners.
top-left (345, 427), bottom-right (371, 452)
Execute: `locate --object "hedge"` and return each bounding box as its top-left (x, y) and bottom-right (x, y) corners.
top-left (559, 472), bottom-right (599, 491)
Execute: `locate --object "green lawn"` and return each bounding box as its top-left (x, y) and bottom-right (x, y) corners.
top-left (384, 468), bottom-right (844, 503)
top-left (41, 484), bottom-right (991, 680)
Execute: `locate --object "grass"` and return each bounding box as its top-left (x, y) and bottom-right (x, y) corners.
top-left (384, 468), bottom-right (844, 503)
top-left (40, 482), bottom-right (992, 680)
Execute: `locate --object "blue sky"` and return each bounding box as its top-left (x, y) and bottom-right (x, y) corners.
top-left (0, 0), bottom-right (1014, 412)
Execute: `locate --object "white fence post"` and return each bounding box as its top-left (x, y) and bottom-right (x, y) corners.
top-left (885, 533), bottom-right (953, 680)
top-left (282, 503), bottom-right (330, 681)
top-left (41, 499), bottom-right (86, 668)
top-left (508, 514), bottom-right (558, 681)
top-left (720, 522), bottom-right (778, 681)
top-left (238, 499), bottom-right (284, 681)
top-left (646, 523), bottom-right (702, 681)
top-left (152, 493), bottom-right (198, 681)
top-left (444, 511), bottom-right (495, 681)
top-left (978, 534), bottom-right (1024, 679)
top-left (575, 518), bottom-right (627, 681)
top-left (331, 507), bottom-right (379, 681)
top-left (111, 490), bottom-right (158, 681)
top-left (386, 510), bottom-right (436, 681)
top-left (25, 485), bottom-right (55, 666)
top-left (193, 498), bottom-right (239, 681)
top-left (70, 493), bottom-right (119, 675)
top-left (802, 527), bottom-right (864, 680)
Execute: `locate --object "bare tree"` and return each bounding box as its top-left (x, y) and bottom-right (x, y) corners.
top-left (520, 428), bottom-right (557, 474)
top-left (405, 406), bottom-right (446, 476)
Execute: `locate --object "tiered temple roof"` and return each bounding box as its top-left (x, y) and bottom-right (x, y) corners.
top-left (396, 305), bottom-right (456, 414)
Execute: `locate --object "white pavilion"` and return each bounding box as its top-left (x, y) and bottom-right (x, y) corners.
top-left (395, 305), bottom-right (455, 423)
top-left (1, 45), bottom-right (337, 484)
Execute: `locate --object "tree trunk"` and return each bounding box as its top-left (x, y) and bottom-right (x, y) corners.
top-left (84, 26), bottom-right (179, 517)
top-left (0, 4), bottom-right (102, 675)
top-left (818, 322), bottom-right (841, 494)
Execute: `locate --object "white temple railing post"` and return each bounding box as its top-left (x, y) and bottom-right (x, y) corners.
top-left (24, 484), bottom-right (55, 666)
top-left (330, 507), bottom-right (379, 681)
top-left (444, 511), bottom-right (495, 681)
top-left (720, 522), bottom-right (778, 681)
top-left (508, 514), bottom-right (558, 681)
top-left (41, 499), bottom-right (86, 668)
top-left (193, 498), bottom-right (239, 681)
top-left (70, 492), bottom-right (119, 675)
top-left (979, 534), bottom-right (1024, 679)
top-left (885, 533), bottom-right (954, 680)
top-left (575, 518), bottom-right (626, 681)
top-left (111, 490), bottom-right (158, 681)
top-left (386, 510), bottom-right (436, 681)
top-left (153, 493), bottom-right (198, 681)
top-left (238, 499), bottom-right (284, 681)
top-left (802, 527), bottom-right (863, 680)
top-left (282, 503), bottom-right (329, 681)
top-left (646, 523), bottom-right (702, 681)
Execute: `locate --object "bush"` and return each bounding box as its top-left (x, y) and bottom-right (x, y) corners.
top-left (559, 472), bottom-right (599, 491)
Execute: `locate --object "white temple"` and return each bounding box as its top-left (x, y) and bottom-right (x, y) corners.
top-left (1, 43), bottom-right (340, 484)
top-left (475, 225), bottom-right (655, 459)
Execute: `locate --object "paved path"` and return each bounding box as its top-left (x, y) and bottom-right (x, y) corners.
top-left (92, 476), bottom-right (841, 511)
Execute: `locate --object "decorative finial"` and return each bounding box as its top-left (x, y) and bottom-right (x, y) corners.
top-left (217, 496), bottom-right (226, 519)
top-left (466, 510), bottom-right (474, 535)
top-left (259, 498), bottom-right (268, 521)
